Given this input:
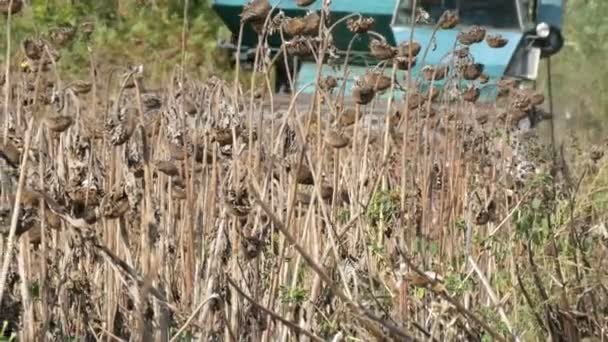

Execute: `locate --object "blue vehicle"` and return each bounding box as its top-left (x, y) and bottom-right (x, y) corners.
top-left (212, 0), bottom-right (565, 99)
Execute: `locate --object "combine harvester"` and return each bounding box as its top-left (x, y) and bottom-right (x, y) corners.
top-left (213, 0), bottom-right (565, 102)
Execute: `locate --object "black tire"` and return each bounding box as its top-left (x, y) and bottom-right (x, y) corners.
top-left (538, 27), bottom-right (564, 58)
top-left (274, 57), bottom-right (301, 94)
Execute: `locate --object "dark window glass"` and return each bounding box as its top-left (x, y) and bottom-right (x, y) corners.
top-left (395, 0), bottom-right (520, 29)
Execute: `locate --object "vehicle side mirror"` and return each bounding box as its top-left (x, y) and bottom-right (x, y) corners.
top-left (531, 22), bottom-right (564, 58)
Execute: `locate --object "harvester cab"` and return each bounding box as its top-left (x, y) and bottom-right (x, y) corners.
top-left (212, 0), bottom-right (564, 100)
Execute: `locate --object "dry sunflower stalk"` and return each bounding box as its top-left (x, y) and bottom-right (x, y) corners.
top-left (0, 16), bottom-right (590, 342)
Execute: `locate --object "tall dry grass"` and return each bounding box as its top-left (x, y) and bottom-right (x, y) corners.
top-left (1, 0), bottom-right (607, 341)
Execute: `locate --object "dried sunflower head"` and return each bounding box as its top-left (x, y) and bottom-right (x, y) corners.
top-left (333, 107), bottom-right (362, 127)
top-left (422, 65), bottom-right (449, 81)
top-left (352, 82), bottom-right (375, 105)
top-left (397, 41), bottom-right (421, 58)
top-left (0, 0), bottom-right (23, 15)
top-left (296, 0), bottom-right (316, 6)
top-left (106, 108), bottom-right (137, 146)
top-left (48, 24), bottom-right (76, 47)
top-left (346, 16), bottom-right (375, 34)
top-left (478, 73), bottom-right (489, 84)
top-left (79, 20), bottom-right (95, 38)
top-left (155, 160), bottom-right (180, 177)
top-left (395, 56), bottom-right (417, 70)
top-left (426, 87), bottom-right (440, 101)
top-left (319, 76), bottom-right (338, 91)
top-left (438, 10), bottom-right (459, 29)
top-left (22, 38), bottom-right (44, 60)
top-left (486, 34), bottom-right (509, 48)
top-left (406, 91), bottom-right (425, 110)
top-left (497, 78), bottom-right (516, 97)
top-left (461, 63), bottom-right (484, 80)
top-left (69, 80), bottom-right (93, 95)
top-left (462, 85), bottom-right (480, 103)
top-left (527, 91), bottom-right (545, 106)
top-left (369, 39), bottom-right (396, 60)
top-left (590, 145), bottom-right (604, 162)
top-left (453, 47), bottom-right (470, 58)
top-left (0, 140), bottom-right (21, 168)
top-left (457, 25), bottom-right (486, 45)
top-left (282, 16), bottom-right (307, 36)
top-left (362, 71), bottom-right (392, 92)
top-left (240, 0), bottom-right (271, 24)
top-left (44, 115), bottom-right (73, 133)
top-left (240, 0), bottom-right (272, 34)
top-left (325, 130), bottom-right (350, 149)
top-left (302, 11), bottom-right (321, 36)
top-left (290, 163), bottom-right (315, 185)
top-left (284, 37), bottom-right (315, 57)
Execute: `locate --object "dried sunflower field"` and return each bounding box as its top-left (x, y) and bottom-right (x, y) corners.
top-left (1, 0), bottom-right (608, 341)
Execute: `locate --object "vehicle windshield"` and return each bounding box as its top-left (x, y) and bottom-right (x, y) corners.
top-left (394, 0), bottom-right (522, 29)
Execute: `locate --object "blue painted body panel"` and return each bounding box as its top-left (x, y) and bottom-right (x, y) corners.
top-left (215, 0), bottom-right (397, 14)
top-left (212, 0), bottom-right (399, 52)
top-left (211, 0), bottom-right (565, 101)
top-left (392, 26), bottom-right (523, 80)
top-left (295, 26), bottom-right (524, 101)
top-left (295, 62), bottom-right (504, 102)
top-left (537, 0), bottom-right (565, 29)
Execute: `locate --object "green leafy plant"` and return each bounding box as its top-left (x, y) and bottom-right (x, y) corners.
top-left (366, 189), bottom-right (400, 227)
top-left (279, 285), bottom-right (308, 306)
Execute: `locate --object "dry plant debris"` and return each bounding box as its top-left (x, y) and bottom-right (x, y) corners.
top-left (0, 6), bottom-right (606, 342)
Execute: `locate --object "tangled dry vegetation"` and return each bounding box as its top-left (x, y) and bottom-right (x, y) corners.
top-left (1, 0), bottom-right (608, 341)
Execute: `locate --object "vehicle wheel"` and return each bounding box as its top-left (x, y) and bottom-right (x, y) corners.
top-left (536, 26), bottom-right (564, 58)
top-left (274, 58), bottom-right (301, 94)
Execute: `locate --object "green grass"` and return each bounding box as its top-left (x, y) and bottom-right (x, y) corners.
top-left (536, 0), bottom-right (608, 141)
